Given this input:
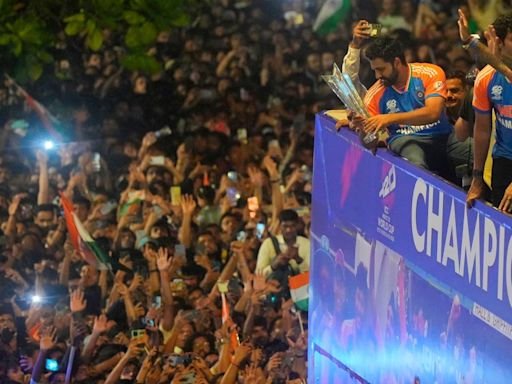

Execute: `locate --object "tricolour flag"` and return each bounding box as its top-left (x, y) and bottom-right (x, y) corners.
top-left (118, 190), bottom-right (145, 218)
top-left (61, 193), bottom-right (111, 270)
top-left (289, 271), bottom-right (309, 311)
top-left (6, 74), bottom-right (63, 141)
top-left (313, 0), bottom-right (352, 36)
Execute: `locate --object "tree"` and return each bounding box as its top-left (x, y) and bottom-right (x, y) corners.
top-left (0, 0), bottom-right (205, 83)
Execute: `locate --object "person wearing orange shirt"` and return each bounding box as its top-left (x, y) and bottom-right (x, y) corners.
top-left (362, 37), bottom-right (455, 175)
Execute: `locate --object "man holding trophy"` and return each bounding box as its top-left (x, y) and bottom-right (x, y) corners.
top-left (362, 37), bottom-right (455, 172)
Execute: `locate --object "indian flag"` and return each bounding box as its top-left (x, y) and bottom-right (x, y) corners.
top-left (313, 0), bottom-right (352, 36)
top-left (289, 272), bottom-right (309, 311)
top-left (61, 193), bottom-right (111, 270)
top-left (118, 190), bottom-right (145, 218)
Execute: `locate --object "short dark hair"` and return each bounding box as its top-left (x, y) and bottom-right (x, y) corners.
top-left (365, 37), bottom-right (406, 64)
top-left (35, 204), bottom-right (56, 215)
top-left (493, 13), bottom-right (512, 41)
top-left (279, 209), bottom-right (299, 222)
top-left (72, 195), bottom-right (91, 210)
top-left (445, 69), bottom-right (466, 84)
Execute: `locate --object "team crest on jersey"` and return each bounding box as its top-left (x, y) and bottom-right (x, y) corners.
top-left (433, 81), bottom-right (444, 91)
top-left (386, 99), bottom-right (400, 113)
top-left (491, 85), bottom-right (503, 100)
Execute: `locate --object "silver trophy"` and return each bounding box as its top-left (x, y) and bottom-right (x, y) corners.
top-left (322, 64), bottom-right (378, 151)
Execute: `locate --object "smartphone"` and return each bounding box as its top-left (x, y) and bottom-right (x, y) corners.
top-left (368, 23), bottom-right (382, 37)
top-left (153, 295), bottom-right (162, 309)
top-left (92, 153), bottom-right (101, 172)
top-left (143, 318), bottom-right (155, 327)
top-left (196, 243), bottom-right (206, 255)
top-left (227, 171), bottom-right (238, 182)
top-left (236, 231), bottom-right (247, 242)
top-left (182, 309), bottom-right (202, 321)
top-left (131, 329), bottom-right (146, 339)
top-left (170, 186), bottom-right (181, 206)
top-left (240, 88), bottom-right (250, 101)
top-left (292, 114), bottom-right (306, 137)
top-left (237, 128), bottom-right (248, 144)
top-left (247, 196), bottom-right (259, 212)
top-left (45, 358), bottom-right (59, 372)
top-left (256, 222), bottom-right (265, 240)
top-left (268, 139), bottom-right (280, 149)
top-left (168, 354), bottom-right (193, 367)
top-left (150, 156), bottom-right (165, 166)
top-left (226, 187), bottom-right (241, 207)
top-left (174, 244), bottom-right (186, 264)
top-left (300, 164), bottom-right (312, 182)
top-left (100, 200), bottom-right (117, 215)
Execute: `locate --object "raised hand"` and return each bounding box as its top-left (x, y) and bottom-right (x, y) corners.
top-left (40, 326), bottom-right (57, 351)
top-left (142, 131), bottom-right (157, 149)
top-left (233, 342), bottom-right (252, 365)
top-left (351, 20), bottom-right (371, 49)
top-left (70, 289), bottom-right (87, 313)
top-left (194, 253), bottom-right (212, 270)
top-left (180, 194), bottom-right (197, 216)
top-left (93, 314), bottom-right (109, 334)
top-left (129, 273), bottom-right (144, 292)
top-left (484, 25), bottom-right (500, 56)
top-left (457, 8), bottom-right (471, 43)
top-left (35, 150), bottom-right (48, 165)
top-left (117, 283), bottom-right (129, 297)
top-left (262, 155), bottom-right (279, 180)
top-left (156, 247), bottom-right (173, 271)
top-left (8, 193), bottom-right (26, 216)
top-left (266, 352), bottom-right (283, 372)
top-left (247, 165), bottom-right (264, 188)
top-left (134, 302), bottom-right (146, 318)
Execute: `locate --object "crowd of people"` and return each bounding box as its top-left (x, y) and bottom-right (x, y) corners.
top-left (0, 0), bottom-right (510, 382)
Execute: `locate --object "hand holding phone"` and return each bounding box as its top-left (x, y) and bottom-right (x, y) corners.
top-left (150, 156), bottom-right (165, 166)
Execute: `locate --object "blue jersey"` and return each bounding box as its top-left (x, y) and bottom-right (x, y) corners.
top-left (473, 65), bottom-right (512, 160)
top-left (364, 63), bottom-right (453, 143)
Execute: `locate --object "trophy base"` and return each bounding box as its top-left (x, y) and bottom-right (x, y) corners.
top-left (359, 131), bottom-right (379, 154)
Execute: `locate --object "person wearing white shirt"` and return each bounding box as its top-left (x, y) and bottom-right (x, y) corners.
top-left (256, 209), bottom-right (310, 277)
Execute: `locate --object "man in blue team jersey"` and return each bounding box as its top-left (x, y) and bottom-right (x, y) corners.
top-left (466, 13), bottom-right (512, 211)
top-left (362, 37), bottom-right (455, 175)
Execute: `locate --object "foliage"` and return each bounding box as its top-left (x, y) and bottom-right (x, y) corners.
top-left (0, 0), bottom-right (204, 83)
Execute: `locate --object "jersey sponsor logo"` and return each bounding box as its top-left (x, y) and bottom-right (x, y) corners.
top-left (491, 85), bottom-right (503, 101)
top-left (386, 99), bottom-right (400, 113)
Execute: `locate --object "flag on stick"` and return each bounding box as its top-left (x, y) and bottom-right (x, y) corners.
top-left (289, 272), bottom-right (309, 311)
top-left (5, 74), bottom-right (63, 141)
top-left (61, 193), bottom-right (111, 270)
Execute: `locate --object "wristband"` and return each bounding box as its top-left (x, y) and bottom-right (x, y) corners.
top-left (270, 178), bottom-right (280, 184)
top-left (472, 169), bottom-right (484, 178)
top-left (461, 35), bottom-right (473, 45)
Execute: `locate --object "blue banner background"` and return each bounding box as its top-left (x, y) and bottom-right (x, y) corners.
top-left (309, 114), bottom-right (512, 383)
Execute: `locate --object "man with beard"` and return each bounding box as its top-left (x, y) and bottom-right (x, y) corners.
top-left (362, 37), bottom-right (454, 173)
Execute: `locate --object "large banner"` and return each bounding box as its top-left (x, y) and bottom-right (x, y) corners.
top-left (309, 113), bottom-right (512, 383)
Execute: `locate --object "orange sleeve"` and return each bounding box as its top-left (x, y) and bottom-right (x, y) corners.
top-left (421, 64), bottom-right (447, 99)
top-left (472, 66), bottom-right (493, 114)
top-left (364, 83), bottom-right (383, 116)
